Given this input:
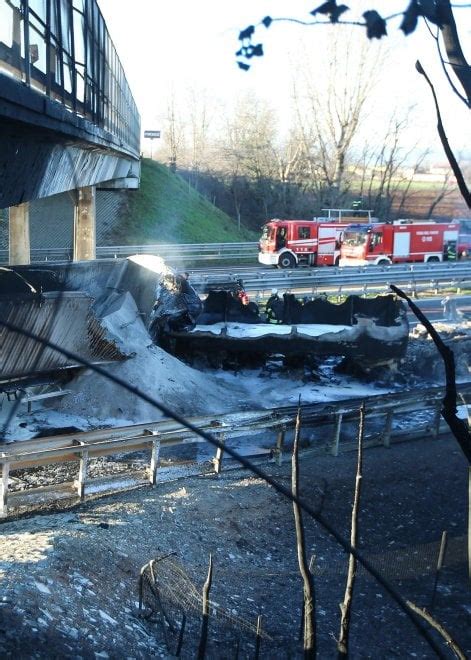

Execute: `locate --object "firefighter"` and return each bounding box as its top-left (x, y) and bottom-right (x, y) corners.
top-left (447, 241), bottom-right (457, 261)
top-left (352, 200), bottom-right (362, 216)
top-left (443, 241), bottom-right (457, 261)
top-left (266, 288), bottom-right (283, 323)
top-left (276, 227), bottom-right (287, 250)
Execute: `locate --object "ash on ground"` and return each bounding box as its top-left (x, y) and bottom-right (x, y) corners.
top-left (0, 436), bottom-right (469, 658)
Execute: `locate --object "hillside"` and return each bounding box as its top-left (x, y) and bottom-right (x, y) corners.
top-left (111, 159), bottom-right (257, 244)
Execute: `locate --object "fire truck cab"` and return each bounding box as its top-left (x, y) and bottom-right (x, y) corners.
top-left (453, 218), bottom-right (471, 257)
top-left (258, 209), bottom-right (376, 268)
top-left (339, 221), bottom-right (459, 266)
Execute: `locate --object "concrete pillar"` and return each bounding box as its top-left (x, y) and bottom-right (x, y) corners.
top-left (8, 202), bottom-right (31, 265)
top-left (73, 186), bottom-right (96, 261)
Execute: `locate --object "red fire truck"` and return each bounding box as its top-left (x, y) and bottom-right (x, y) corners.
top-left (258, 209), bottom-right (376, 268)
top-left (339, 221), bottom-right (459, 266)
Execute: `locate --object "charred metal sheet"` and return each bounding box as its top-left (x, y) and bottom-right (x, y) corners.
top-left (167, 322), bottom-right (409, 362)
top-left (152, 283), bottom-right (409, 364)
top-left (0, 258), bottom-right (169, 384)
top-left (0, 291), bottom-right (125, 382)
top-left (7, 259), bottom-right (163, 321)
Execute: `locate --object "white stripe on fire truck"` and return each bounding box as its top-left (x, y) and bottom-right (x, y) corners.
top-left (288, 239), bottom-right (318, 245)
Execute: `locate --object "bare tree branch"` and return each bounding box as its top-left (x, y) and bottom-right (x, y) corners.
top-left (406, 600), bottom-right (467, 660)
top-left (416, 60), bottom-right (471, 209)
top-left (292, 399), bottom-right (316, 657)
top-left (197, 553), bottom-right (213, 659)
top-left (338, 403), bottom-right (365, 657)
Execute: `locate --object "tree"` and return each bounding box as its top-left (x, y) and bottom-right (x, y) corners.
top-left (220, 96), bottom-right (280, 220)
top-left (162, 92), bottom-right (185, 172)
top-left (236, 0), bottom-right (470, 208)
top-left (291, 33), bottom-right (381, 208)
top-left (187, 87), bottom-right (212, 189)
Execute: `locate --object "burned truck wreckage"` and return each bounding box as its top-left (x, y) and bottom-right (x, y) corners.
top-left (149, 272), bottom-right (409, 367)
top-left (0, 257), bottom-right (409, 400)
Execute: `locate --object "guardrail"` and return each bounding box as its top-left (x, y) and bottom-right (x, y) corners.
top-left (2, 383), bottom-right (470, 516)
top-left (0, 243), bottom-right (258, 266)
top-left (2, 245), bottom-right (470, 298)
top-left (190, 261), bottom-right (471, 298)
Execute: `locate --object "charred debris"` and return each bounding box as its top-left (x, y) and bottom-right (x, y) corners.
top-left (148, 269), bottom-right (409, 370)
top-left (0, 257), bottom-right (408, 396)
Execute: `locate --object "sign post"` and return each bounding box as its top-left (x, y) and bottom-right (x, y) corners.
top-left (144, 130), bottom-right (161, 159)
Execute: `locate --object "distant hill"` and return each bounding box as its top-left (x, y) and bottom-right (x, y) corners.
top-left (110, 159), bottom-right (257, 244)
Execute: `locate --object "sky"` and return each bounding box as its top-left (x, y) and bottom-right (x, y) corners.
top-left (96, 0), bottom-right (471, 164)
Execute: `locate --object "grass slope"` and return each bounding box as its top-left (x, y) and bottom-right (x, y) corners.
top-left (115, 159), bottom-right (257, 244)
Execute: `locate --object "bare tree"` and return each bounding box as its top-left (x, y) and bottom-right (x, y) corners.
top-left (425, 167), bottom-right (456, 217)
top-left (337, 403), bottom-right (365, 657)
top-left (187, 88), bottom-right (211, 189)
top-left (291, 33), bottom-right (384, 207)
top-left (236, 1), bottom-right (470, 208)
top-left (353, 111), bottom-right (432, 219)
top-left (291, 402), bottom-right (316, 657)
top-left (220, 95), bottom-right (280, 218)
top-left (163, 92), bottom-right (186, 172)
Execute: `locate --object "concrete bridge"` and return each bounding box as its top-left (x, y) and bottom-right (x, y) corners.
top-left (0, 0), bottom-right (141, 264)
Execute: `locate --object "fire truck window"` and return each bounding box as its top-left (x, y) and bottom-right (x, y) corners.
top-left (298, 227), bottom-right (311, 240)
top-left (276, 227), bottom-right (287, 249)
top-left (371, 233), bottom-right (383, 248)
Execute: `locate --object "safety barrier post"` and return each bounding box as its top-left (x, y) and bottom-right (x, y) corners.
top-left (274, 427), bottom-right (286, 465)
top-left (331, 413), bottom-right (343, 456)
top-left (74, 445), bottom-right (88, 499)
top-left (0, 461), bottom-right (10, 517)
top-left (382, 410), bottom-right (393, 448)
top-left (149, 433), bottom-right (161, 485)
top-left (213, 433), bottom-right (226, 475)
top-left (433, 402), bottom-right (442, 438)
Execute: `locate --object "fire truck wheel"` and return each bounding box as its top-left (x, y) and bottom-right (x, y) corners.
top-left (377, 259), bottom-right (390, 266)
top-left (278, 253), bottom-right (296, 269)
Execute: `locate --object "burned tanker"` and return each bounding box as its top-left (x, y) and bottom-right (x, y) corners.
top-left (149, 274), bottom-right (409, 367)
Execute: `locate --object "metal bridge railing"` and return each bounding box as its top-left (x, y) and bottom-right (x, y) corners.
top-left (1, 383), bottom-right (470, 516)
top-left (0, 0), bottom-right (140, 157)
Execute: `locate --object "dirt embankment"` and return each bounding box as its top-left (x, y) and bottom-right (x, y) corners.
top-left (0, 435), bottom-right (469, 659)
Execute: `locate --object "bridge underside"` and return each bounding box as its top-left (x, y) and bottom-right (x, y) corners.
top-left (0, 118), bottom-right (139, 208)
top-left (0, 74), bottom-right (139, 209)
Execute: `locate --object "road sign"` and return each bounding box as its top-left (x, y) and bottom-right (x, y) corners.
top-left (144, 130), bottom-right (161, 139)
